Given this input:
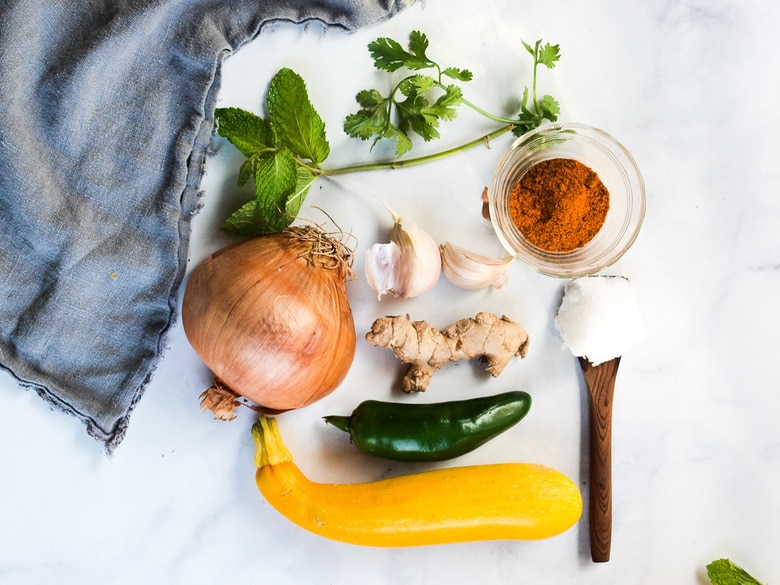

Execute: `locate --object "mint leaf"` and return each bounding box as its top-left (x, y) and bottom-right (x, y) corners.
top-left (287, 166), bottom-right (317, 220)
top-left (215, 107), bottom-right (274, 157)
top-left (223, 164), bottom-right (314, 235)
top-left (221, 200), bottom-right (271, 235)
top-left (707, 559), bottom-right (765, 585)
top-left (253, 148), bottom-right (297, 205)
top-left (237, 156), bottom-right (255, 187)
top-left (222, 148), bottom-right (298, 235)
top-left (267, 68), bottom-right (329, 164)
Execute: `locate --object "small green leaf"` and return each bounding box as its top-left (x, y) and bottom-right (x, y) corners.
top-left (221, 200), bottom-right (274, 235)
top-left (387, 126), bottom-right (413, 157)
top-left (237, 157), bottom-right (255, 187)
top-left (706, 559), bottom-right (764, 585)
top-left (521, 40), bottom-right (536, 57)
top-left (287, 167), bottom-right (317, 220)
top-left (368, 31), bottom-right (433, 72)
top-left (537, 42), bottom-right (561, 69)
top-left (539, 94), bottom-right (560, 120)
top-left (221, 148), bottom-right (298, 235)
top-left (406, 30), bottom-right (431, 64)
top-left (442, 67), bottom-right (473, 82)
top-left (354, 88), bottom-right (386, 109)
top-left (369, 36), bottom-right (413, 72)
top-left (520, 86), bottom-right (530, 114)
top-left (253, 148), bottom-right (298, 209)
top-left (267, 68), bottom-right (329, 164)
top-left (223, 159), bottom-right (317, 235)
top-left (343, 90), bottom-right (390, 141)
top-left (408, 74), bottom-right (435, 95)
top-left (425, 85), bottom-right (463, 121)
top-left (215, 107), bottom-right (274, 157)
top-left (400, 107), bottom-right (440, 143)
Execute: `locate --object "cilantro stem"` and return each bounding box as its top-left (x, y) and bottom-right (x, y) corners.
top-left (316, 124), bottom-right (515, 176)
top-left (458, 97), bottom-right (520, 126)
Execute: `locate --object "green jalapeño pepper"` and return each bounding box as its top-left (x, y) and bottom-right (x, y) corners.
top-left (323, 391), bottom-right (532, 462)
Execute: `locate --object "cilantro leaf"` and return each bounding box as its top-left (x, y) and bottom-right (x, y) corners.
top-left (368, 37), bottom-right (410, 72)
top-left (406, 30), bottom-right (431, 66)
top-left (343, 89), bottom-right (390, 142)
top-left (267, 68), bottom-right (329, 164)
top-left (522, 40), bottom-right (536, 58)
top-left (369, 30), bottom-right (433, 72)
top-left (391, 129), bottom-right (413, 157)
top-left (539, 94), bottom-right (560, 120)
top-left (522, 39), bottom-right (560, 69)
top-left (537, 42), bottom-right (561, 69)
top-left (706, 559), bottom-right (764, 585)
top-left (215, 107), bottom-right (274, 157)
top-left (407, 74), bottom-right (436, 95)
top-left (442, 67), bottom-right (473, 82)
top-left (425, 85), bottom-right (463, 121)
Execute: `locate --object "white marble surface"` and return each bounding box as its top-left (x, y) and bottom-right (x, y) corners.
top-left (2, 0), bottom-right (779, 583)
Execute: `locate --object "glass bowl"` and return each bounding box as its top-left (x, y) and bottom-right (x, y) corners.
top-left (488, 122), bottom-right (645, 278)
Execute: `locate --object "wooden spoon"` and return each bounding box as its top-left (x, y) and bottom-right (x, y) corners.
top-left (578, 355), bottom-right (621, 563)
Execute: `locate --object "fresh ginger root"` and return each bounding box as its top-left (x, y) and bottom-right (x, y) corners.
top-left (365, 312), bottom-right (530, 392)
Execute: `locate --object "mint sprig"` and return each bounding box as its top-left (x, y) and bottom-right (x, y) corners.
top-left (215, 33), bottom-right (562, 235)
top-left (215, 68), bottom-right (326, 235)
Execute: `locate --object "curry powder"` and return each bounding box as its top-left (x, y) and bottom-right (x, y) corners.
top-left (508, 158), bottom-right (609, 252)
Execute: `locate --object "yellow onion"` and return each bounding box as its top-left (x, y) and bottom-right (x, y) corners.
top-left (182, 226), bottom-right (356, 416)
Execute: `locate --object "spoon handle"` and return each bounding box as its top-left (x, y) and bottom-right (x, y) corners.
top-left (578, 356), bottom-right (621, 563)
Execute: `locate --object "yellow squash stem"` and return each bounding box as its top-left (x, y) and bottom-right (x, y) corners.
top-left (251, 416), bottom-right (582, 547)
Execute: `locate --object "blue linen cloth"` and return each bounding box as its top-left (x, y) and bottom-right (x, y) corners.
top-left (0, 0), bottom-right (415, 452)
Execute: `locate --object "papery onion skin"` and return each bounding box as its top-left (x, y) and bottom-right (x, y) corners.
top-left (182, 227), bottom-right (356, 412)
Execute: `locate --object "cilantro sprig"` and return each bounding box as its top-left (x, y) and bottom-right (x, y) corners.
top-left (214, 33), bottom-right (562, 235)
top-left (343, 30), bottom-right (472, 156)
top-left (344, 31), bottom-right (560, 155)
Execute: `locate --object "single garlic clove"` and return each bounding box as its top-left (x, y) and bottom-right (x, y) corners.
top-left (365, 210), bottom-right (441, 300)
top-left (440, 242), bottom-right (513, 290)
top-left (365, 241), bottom-right (402, 299)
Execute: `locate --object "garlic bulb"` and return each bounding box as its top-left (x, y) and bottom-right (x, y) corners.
top-left (440, 242), bottom-right (513, 290)
top-left (365, 209), bottom-right (441, 300)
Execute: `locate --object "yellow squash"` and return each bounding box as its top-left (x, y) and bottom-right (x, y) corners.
top-left (252, 416), bottom-right (582, 547)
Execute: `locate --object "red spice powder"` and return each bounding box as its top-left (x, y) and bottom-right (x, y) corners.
top-left (508, 158), bottom-right (610, 252)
